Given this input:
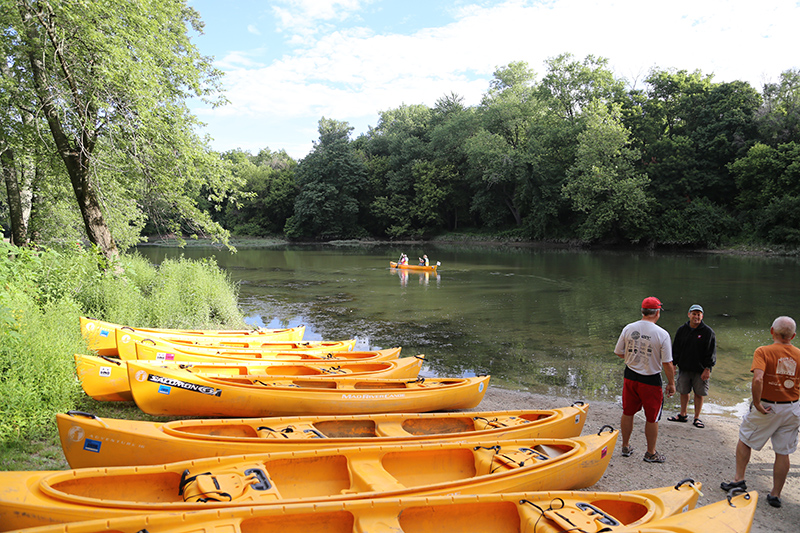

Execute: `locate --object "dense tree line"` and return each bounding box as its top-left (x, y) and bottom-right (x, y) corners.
top-left (215, 57), bottom-right (800, 247)
top-left (2, 2), bottom-right (799, 251)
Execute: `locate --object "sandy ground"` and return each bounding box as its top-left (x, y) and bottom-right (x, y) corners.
top-left (478, 386), bottom-right (799, 533)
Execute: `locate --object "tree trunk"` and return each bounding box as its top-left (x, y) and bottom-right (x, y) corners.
top-left (1, 147), bottom-right (28, 246)
top-left (18, 1), bottom-right (118, 262)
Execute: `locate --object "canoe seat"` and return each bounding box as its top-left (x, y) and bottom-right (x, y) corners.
top-left (343, 459), bottom-right (406, 494)
top-left (542, 503), bottom-right (620, 533)
top-left (473, 415), bottom-right (533, 431)
top-left (256, 424), bottom-right (326, 440)
top-left (180, 467), bottom-right (274, 503)
top-left (473, 446), bottom-right (552, 475)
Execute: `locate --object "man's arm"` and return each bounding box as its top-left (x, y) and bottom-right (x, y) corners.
top-left (751, 369), bottom-right (770, 413)
top-left (663, 361), bottom-right (676, 397)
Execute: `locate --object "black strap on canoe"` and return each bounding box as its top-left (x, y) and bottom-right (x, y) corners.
top-left (98, 355), bottom-right (122, 366)
top-left (178, 469), bottom-right (211, 496)
top-left (256, 426), bottom-right (295, 438)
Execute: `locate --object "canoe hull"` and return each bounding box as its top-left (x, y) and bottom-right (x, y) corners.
top-left (0, 482), bottom-right (706, 533)
top-left (81, 317), bottom-right (305, 356)
top-left (115, 329), bottom-right (356, 359)
top-left (128, 364), bottom-right (491, 417)
top-left (57, 403), bottom-right (589, 468)
top-left (74, 353), bottom-right (423, 402)
top-left (390, 261), bottom-right (437, 272)
top-left (130, 342), bottom-right (398, 363)
top-left (0, 432), bottom-right (616, 530)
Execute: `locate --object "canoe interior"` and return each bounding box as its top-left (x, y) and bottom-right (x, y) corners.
top-left (169, 413), bottom-right (552, 440)
top-left (47, 444), bottom-right (573, 504)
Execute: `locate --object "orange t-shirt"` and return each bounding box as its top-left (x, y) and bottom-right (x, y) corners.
top-left (751, 343), bottom-right (800, 402)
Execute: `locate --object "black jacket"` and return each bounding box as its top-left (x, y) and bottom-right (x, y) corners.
top-left (672, 321), bottom-right (716, 373)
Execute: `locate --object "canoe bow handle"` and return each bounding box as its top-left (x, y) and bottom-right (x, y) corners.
top-left (597, 425), bottom-right (615, 435)
top-left (726, 487), bottom-right (751, 507)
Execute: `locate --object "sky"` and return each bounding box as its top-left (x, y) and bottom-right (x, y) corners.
top-left (186, 0), bottom-right (800, 159)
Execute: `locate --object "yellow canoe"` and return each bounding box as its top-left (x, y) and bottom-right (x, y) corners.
top-left (390, 261), bottom-right (438, 272)
top-left (0, 481), bottom-right (706, 533)
top-left (125, 335), bottom-right (373, 362)
top-left (81, 316), bottom-right (305, 356)
top-left (114, 329), bottom-right (356, 359)
top-left (74, 353), bottom-right (425, 402)
top-left (0, 430), bottom-right (617, 530)
top-left (128, 362), bottom-right (490, 416)
top-left (612, 489), bottom-right (756, 533)
top-left (56, 402), bottom-right (590, 468)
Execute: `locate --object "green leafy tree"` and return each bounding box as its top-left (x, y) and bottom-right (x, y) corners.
top-left (3, 0), bottom-right (235, 257)
top-left (467, 62), bottom-right (542, 228)
top-left (217, 149), bottom-right (297, 236)
top-left (562, 102), bottom-right (651, 242)
top-left (758, 68), bottom-right (800, 145)
top-left (285, 118), bottom-right (367, 240)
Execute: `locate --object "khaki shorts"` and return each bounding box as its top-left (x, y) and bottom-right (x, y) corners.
top-left (738, 401), bottom-right (800, 455)
top-left (676, 370), bottom-right (709, 396)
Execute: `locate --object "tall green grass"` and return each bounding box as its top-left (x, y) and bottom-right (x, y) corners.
top-left (0, 242), bottom-right (245, 453)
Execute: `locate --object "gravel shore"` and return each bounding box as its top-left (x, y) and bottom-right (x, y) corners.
top-left (478, 386), bottom-right (799, 533)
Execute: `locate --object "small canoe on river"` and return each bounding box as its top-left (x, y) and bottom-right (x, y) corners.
top-left (128, 363), bottom-right (490, 417)
top-left (57, 402), bottom-right (589, 468)
top-left (0, 480), bottom-right (706, 533)
top-left (74, 353), bottom-right (424, 402)
top-left (390, 261), bottom-right (438, 272)
top-left (81, 317), bottom-right (305, 356)
top-left (0, 430), bottom-right (617, 530)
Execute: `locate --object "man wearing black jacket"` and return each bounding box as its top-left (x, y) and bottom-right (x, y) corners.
top-left (667, 304), bottom-right (716, 428)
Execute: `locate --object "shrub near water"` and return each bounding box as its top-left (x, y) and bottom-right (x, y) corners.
top-left (0, 243), bottom-right (246, 452)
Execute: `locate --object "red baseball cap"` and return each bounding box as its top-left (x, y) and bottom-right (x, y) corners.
top-left (641, 296), bottom-right (663, 310)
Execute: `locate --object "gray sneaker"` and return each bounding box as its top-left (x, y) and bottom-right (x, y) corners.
top-left (621, 446), bottom-right (634, 457)
top-left (643, 451), bottom-right (666, 463)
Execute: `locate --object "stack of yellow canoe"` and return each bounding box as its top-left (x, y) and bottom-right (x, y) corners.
top-left (0, 429), bottom-right (619, 529)
top-left (74, 352), bottom-right (424, 402)
top-left (1, 317), bottom-right (752, 533)
top-left (80, 317), bottom-right (308, 356)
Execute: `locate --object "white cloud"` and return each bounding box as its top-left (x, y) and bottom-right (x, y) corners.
top-left (247, 24), bottom-right (261, 36)
top-left (195, 0), bottom-right (800, 157)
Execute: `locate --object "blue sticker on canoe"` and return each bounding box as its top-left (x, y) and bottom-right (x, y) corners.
top-left (158, 385), bottom-right (171, 395)
top-left (99, 328), bottom-right (110, 338)
top-left (83, 439), bottom-right (101, 453)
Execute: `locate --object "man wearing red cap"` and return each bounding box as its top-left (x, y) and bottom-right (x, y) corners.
top-left (614, 296), bottom-right (676, 463)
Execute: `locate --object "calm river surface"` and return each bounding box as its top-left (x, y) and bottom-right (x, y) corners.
top-left (136, 243), bottom-right (800, 417)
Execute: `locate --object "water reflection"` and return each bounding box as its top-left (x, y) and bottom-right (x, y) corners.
top-left (389, 267), bottom-right (441, 287)
top-left (136, 244), bottom-right (800, 414)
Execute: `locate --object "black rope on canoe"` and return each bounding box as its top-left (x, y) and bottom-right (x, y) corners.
top-left (178, 469), bottom-right (211, 496)
top-left (473, 445), bottom-right (501, 452)
top-left (407, 377), bottom-right (425, 384)
top-left (66, 410), bottom-right (98, 419)
top-left (121, 326), bottom-right (134, 332)
top-left (321, 366), bottom-right (345, 374)
top-left (256, 425), bottom-right (295, 438)
top-left (98, 355), bottom-right (122, 366)
top-left (571, 400), bottom-right (586, 406)
top-left (674, 478), bottom-right (697, 490)
top-left (141, 338), bottom-right (157, 346)
top-left (473, 416), bottom-right (505, 427)
top-left (414, 354), bottom-right (424, 360)
top-left (597, 424), bottom-right (615, 435)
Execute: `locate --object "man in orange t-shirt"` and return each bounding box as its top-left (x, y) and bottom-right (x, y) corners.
top-left (720, 316), bottom-right (800, 508)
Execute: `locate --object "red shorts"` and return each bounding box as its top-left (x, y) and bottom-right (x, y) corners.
top-left (622, 378), bottom-right (664, 423)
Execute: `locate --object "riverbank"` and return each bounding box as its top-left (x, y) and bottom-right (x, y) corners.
top-left (141, 234), bottom-right (800, 257)
top-left (479, 386), bottom-right (798, 533)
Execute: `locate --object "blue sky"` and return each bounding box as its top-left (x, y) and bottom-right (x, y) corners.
top-left (187, 0), bottom-right (800, 159)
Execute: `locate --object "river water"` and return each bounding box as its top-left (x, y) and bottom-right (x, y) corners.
top-left (136, 243), bottom-right (800, 417)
